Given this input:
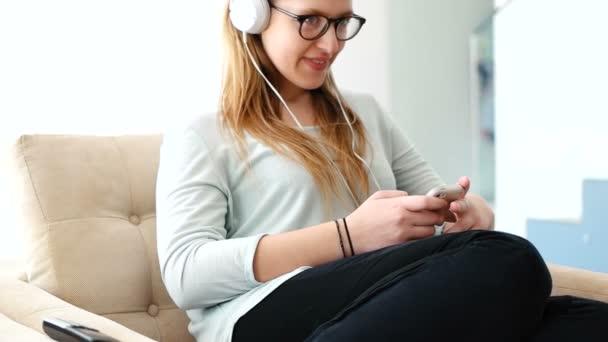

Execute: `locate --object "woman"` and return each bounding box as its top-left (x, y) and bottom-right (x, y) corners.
top-left (156, 0), bottom-right (608, 341)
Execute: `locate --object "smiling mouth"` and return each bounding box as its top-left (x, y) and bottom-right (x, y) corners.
top-left (304, 57), bottom-right (330, 71)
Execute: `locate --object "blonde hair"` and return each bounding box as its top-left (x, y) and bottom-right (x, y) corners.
top-left (219, 2), bottom-right (371, 205)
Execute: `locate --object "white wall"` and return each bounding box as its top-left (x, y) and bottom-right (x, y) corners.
top-left (494, 0), bottom-right (608, 236)
top-left (388, 0), bottom-right (495, 188)
top-left (0, 0), bottom-right (224, 261)
top-left (334, 1), bottom-right (390, 111)
top-left (0, 0), bottom-right (389, 260)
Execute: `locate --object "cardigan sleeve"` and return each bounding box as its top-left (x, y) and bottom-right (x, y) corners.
top-left (155, 124), bottom-right (265, 310)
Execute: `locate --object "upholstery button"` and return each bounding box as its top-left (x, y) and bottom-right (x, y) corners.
top-left (129, 214), bottom-right (141, 225)
top-left (147, 304), bottom-right (159, 317)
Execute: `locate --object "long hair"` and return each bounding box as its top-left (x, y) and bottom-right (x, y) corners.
top-left (219, 2), bottom-right (371, 206)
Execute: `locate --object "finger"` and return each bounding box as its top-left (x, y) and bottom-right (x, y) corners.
top-left (443, 222), bottom-right (464, 234)
top-left (407, 210), bottom-right (445, 227)
top-left (428, 208), bottom-right (456, 223)
top-left (444, 218), bottom-right (474, 233)
top-left (370, 190), bottom-right (408, 200)
top-left (409, 226), bottom-right (435, 240)
top-left (449, 199), bottom-right (470, 214)
top-left (401, 195), bottom-right (449, 212)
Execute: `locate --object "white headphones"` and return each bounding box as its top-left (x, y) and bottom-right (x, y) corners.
top-left (229, 0), bottom-right (271, 34)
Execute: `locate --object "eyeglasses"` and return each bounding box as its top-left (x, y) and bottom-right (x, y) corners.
top-left (271, 5), bottom-right (366, 41)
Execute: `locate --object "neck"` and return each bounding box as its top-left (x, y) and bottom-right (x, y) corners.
top-left (278, 79), bottom-right (309, 103)
top-left (277, 89), bottom-right (316, 127)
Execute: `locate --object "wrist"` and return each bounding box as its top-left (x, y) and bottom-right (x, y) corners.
top-left (334, 218), bottom-right (355, 258)
top-left (342, 217), bottom-right (355, 256)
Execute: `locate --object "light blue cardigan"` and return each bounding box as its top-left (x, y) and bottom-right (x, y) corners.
top-left (155, 92), bottom-right (444, 341)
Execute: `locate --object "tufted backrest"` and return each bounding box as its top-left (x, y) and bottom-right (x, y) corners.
top-left (13, 135), bottom-right (194, 342)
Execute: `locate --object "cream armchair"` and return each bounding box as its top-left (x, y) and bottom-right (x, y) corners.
top-left (1, 135), bottom-right (192, 341)
top-left (1, 134), bottom-right (607, 341)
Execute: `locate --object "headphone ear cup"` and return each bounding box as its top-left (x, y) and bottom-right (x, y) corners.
top-left (229, 0), bottom-right (270, 34)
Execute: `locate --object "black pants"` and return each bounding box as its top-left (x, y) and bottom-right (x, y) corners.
top-left (233, 230), bottom-right (608, 341)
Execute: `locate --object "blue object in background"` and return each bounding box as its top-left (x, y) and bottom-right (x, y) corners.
top-left (527, 179), bottom-right (608, 273)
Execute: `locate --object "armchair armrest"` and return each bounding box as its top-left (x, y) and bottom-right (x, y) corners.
top-left (0, 278), bottom-right (155, 342)
top-left (1, 312), bottom-right (53, 341)
top-left (548, 263), bottom-right (608, 303)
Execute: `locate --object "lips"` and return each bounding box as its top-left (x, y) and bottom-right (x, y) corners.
top-left (303, 57), bottom-right (330, 71)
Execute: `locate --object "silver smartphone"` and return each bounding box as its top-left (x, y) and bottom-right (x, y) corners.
top-left (425, 184), bottom-right (465, 201)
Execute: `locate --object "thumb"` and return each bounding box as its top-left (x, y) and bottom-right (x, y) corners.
top-left (369, 190), bottom-right (408, 200)
top-left (457, 176), bottom-right (471, 196)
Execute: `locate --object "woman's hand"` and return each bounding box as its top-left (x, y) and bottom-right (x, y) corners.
top-left (345, 190), bottom-right (453, 254)
top-left (443, 176), bottom-right (495, 233)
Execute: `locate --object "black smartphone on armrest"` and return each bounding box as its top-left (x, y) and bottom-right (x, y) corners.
top-left (42, 318), bottom-right (120, 342)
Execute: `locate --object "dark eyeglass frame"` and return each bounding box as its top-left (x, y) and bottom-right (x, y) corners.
top-left (271, 5), bottom-right (366, 41)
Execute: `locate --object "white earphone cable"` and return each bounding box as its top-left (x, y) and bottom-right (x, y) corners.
top-left (243, 33), bottom-right (304, 130)
top-left (334, 92), bottom-right (382, 191)
top-left (241, 32), bottom-right (380, 206)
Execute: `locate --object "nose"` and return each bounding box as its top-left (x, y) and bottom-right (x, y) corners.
top-left (316, 24), bottom-right (342, 56)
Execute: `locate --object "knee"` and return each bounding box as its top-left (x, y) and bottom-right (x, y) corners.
top-left (468, 231), bottom-right (552, 295)
top-left (469, 230), bottom-right (541, 259)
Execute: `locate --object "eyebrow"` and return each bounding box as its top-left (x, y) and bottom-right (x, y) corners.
top-left (296, 8), bottom-right (354, 17)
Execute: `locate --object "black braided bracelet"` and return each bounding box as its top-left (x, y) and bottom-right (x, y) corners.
top-left (342, 217), bottom-right (355, 256)
top-left (334, 219), bottom-right (346, 258)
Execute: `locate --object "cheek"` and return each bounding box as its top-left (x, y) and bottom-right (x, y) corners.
top-left (264, 42), bottom-right (310, 76)
top-left (262, 33), bottom-right (305, 67)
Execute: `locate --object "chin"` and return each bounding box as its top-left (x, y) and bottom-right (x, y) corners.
top-left (297, 78), bottom-right (327, 91)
